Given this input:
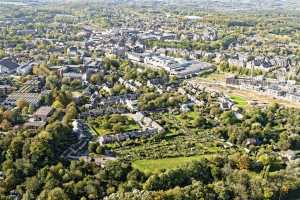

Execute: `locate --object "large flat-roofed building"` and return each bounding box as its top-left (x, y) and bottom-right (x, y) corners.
top-left (171, 60), bottom-right (215, 78)
top-left (23, 121), bottom-right (46, 130)
top-left (2, 92), bottom-right (43, 108)
top-left (144, 55), bottom-right (178, 70)
top-left (144, 54), bottom-right (215, 78)
top-left (0, 85), bottom-right (14, 97)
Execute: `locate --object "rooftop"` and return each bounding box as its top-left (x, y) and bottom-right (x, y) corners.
top-left (33, 106), bottom-right (53, 117)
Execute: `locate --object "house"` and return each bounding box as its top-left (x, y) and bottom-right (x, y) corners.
top-left (63, 72), bottom-right (83, 80)
top-left (147, 78), bottom-right (167, 88)
top-left (16, 29), bottom-right (36, 35)
top-left (99, 135), bottom-right (114, 145)
top-left (98, 129), bottom-right (160, 145)
top-left (33, 106), bottom-right (53, 121)
top-left (218, 97), bottom-right (234, 110)
top-left (16, 62), bottom-right (36, 75)
top-left (0, 58), bottom-right (19, 74)
top-left (23, 121), bottom-right (46, 130)
top-left (0, 85), bottom-right (14, 97)
top-left (21, 77), bottom-right (45, 92)
top-left (181, 32), bottom-right (197, 40)
top-left (202, 28), bottom-right (218, 41)
top-left (225, 76), bottom-right (300, 103)
top-left (159, 33), bottom-right (177, 41)
top-left (228, 58), bottom-right (246, 68)
top-left (139, 33), bottom-right (158, 41)
top-left (59, 65), bottom-right (84, 80)
top-left (151, 121), bottom-right (165, 133)
top-left (67, 47), bottom-right (78, 56)
top-left (72, 119), bottom-right (91, 140)
top-left (84, 59), bottom-right (102, 70)
top-left (280, 150), bottom-right (296, 161)
top-left (8, 190), bottom-right (20, 200)
top-left (244, 138), bottom-right (260, 146)
top-left (116, 133), bottom-right (129, 142)
top-left (127, 52), bottom-right (146, 62)
top-left (234, 111), bottom-right (244, 120)
top-left (285, 93), bottom-right (300, 102)
top-left (126, 99), bottom-right (138, 112)
top-left (246, 57), bottom-right (273, 71)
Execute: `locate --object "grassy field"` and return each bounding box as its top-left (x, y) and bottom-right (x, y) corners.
top-left (88, 115), bottom-right (140, 136)
top-left (132, 155), bottom-right (208, 174)
top-left (96, 123), bottom-right (140, 134)
top-left (90, 123), bottom-right (140, 135)
top-left (175, 111), bottom-right (199, 124)
top-left (230, 95), bottom-right (248, 108)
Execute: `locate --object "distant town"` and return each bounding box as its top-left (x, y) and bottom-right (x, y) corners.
top-left (0, 0), bottom-right (300, 200)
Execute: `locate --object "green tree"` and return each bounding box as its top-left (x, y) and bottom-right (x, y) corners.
top-left (47, 187), bottom-right (69, 200)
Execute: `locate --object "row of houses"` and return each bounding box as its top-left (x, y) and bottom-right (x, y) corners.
top-left (181, 80), bottom-right (241, 112)
top-left (98, 112), bottom-right (164, 145)
top-left (58, 61), bottom-right (103, 81)
top-left (191, 49), bottom-right (295, 73)
top-left (118, 77), bottom-right (142, 93)
top-left (89, 92), bottom-right (139, 107)
top-left (98, 129), bottom-right (157, 145)
top-left (146, 78), bottom-right (169, 94)
top-left (227, 54), bottom-right (292, 72)
top-left (131, 112), bottom-right (165, 132)
top-left (226, 76), bottom-right (300, 102)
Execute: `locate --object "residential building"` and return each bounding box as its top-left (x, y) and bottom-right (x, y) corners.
top-left (0, 58), bottom-right (19, 74)
top-left (33, 106), bottom-right (53, 121)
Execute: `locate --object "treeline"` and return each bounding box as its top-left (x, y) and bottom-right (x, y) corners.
top-left (1, 155), bottom-right (295, 200)
top-left (106, 157), bottom-right (292, 200)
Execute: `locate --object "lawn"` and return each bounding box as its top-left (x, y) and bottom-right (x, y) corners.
top-left (132, 155), bottom-right (208, 174)
top-left (230, 95), bottom-right (248, 108)
top-left (175, 111), bottom-right (199, 122)
top-left (88, 115), bottom-right (140, 136)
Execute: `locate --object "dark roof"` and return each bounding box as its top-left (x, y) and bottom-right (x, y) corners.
top-left (0, 58), bottom-right (19, 70)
